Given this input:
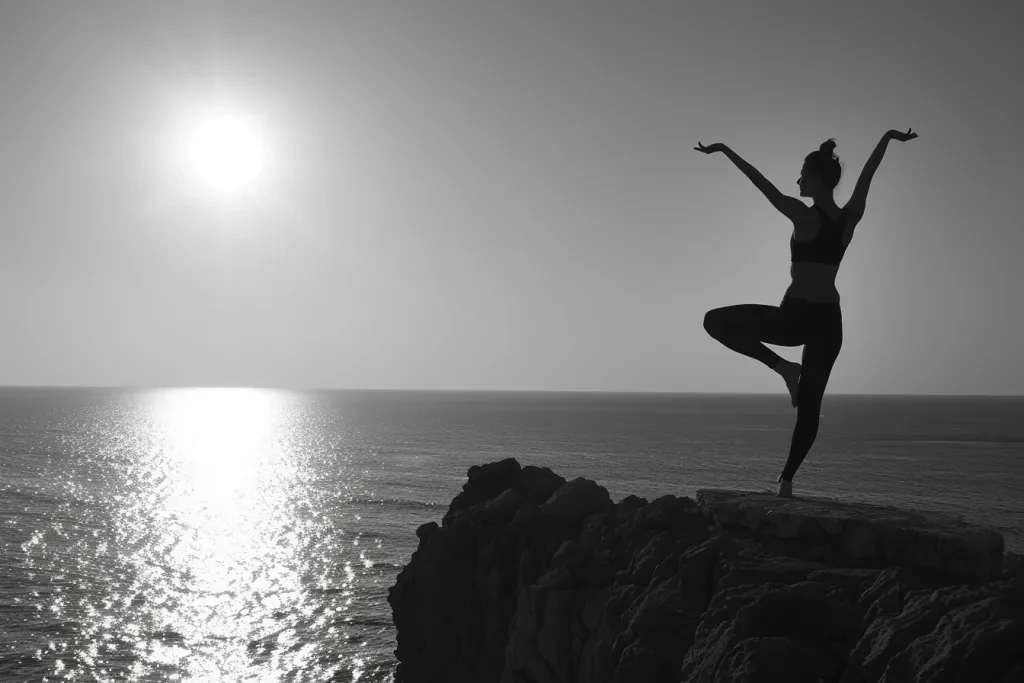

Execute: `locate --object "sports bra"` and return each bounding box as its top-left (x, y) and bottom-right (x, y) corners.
top-left (790, 206), bottom-right (849, 266)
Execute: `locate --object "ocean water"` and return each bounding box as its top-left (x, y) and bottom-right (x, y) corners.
top-left (1, 388), bottom-right (1022, 682)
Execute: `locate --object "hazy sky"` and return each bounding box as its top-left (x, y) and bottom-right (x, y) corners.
top-left (1, 1), bottom-right (1021, 394)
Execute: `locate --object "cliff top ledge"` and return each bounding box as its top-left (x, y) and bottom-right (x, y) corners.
top-left (696, 488), bottom-right (1004, 582)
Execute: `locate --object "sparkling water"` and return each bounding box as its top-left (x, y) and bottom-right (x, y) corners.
top-left (1, 388), bottom-right (1021, 681)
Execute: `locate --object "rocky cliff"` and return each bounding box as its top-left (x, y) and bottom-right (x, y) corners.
top-left (387, 458), bottom-right (1024, 683)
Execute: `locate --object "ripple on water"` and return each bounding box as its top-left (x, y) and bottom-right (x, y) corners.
top-left (1, 389), bottom-right (401, 682)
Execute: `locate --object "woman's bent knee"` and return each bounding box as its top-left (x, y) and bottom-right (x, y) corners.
top-left (703, 309), bottom-right (723, 337)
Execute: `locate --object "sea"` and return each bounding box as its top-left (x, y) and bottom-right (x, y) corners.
top-left (0, 387), bottom-right (1021, 682)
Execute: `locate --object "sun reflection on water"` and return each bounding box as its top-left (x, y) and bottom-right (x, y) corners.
top-left (40, 388), bottom-right (363, 682)
top-left (130, 389), bottom-right (304, 677)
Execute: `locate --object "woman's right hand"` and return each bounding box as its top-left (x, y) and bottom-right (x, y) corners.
top-left (694, 141), bottom-right (726, 154)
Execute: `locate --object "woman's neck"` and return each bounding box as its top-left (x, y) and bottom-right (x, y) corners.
top-left (812, 197), bottom-right (839, 212)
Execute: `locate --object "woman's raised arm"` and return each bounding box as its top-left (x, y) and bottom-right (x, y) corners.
top-left (844, 128), bottom-right (918, 220)
top-left (694, 142), bottom-right (805, 222)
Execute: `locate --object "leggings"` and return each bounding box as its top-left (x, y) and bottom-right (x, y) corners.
top-left (703, 297), bottom-right (843, 481)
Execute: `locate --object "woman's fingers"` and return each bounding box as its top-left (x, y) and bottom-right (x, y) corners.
top-left (894, 127), bottom-right (917, 142)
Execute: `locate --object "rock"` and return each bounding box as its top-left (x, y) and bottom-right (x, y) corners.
top-left (806, 567), bottom-right (884, 602)
top-left (715, 548), bottom-right (827, 592)
top-left (629, 532), bottom-right (678, 587)
top-left (1003, 551), bottom-right (1024, 581)
top-left (842, 523), bottom-right (878, 559)
top-left (444, 458), bottom-right (522, 525)
top-left (635, 494), bottom-right (701, 529)
top-left (582, 585), bottom-right (612, 632)
top-left (535, 589), bottom-right (579, 677)
top-left (680, 582), bottom-right (852, 683)
top-left (697, 489), bottom-right (1005, 583)
top-left (468, 458), bottom-right (522, 488)
top-left (731, 581), bottom-right (858, 641)
top-left (502, 633), bottom-right (555, 683)
top-left (884, 581), bottom-right (1024, 682)
top-left (614, 638), bottom-right (685, 683)
top-left (603, 584), bottom-right (644, 633)
top-left (1000, 659), bottom-right (1024, 683)
top-left (517, 465), bottom-right (566, 506)
top-left (617, 495), bottom-right (648, 516)
top-left (848, 578), bottom-right (1024, 683)
top-left (463, 488), bottom-right (524, 527)
top-left (390, 461), bottom-right (1020, 683)
top-left (415, 521), bottom-right (439, 549)
top-left (538, 477), bottom-right (612, 523)
top-left (716, 636), bottom-right (845, 683)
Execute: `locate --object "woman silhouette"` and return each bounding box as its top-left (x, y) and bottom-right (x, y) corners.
top-left (696, 128), bottom-right (917, 498)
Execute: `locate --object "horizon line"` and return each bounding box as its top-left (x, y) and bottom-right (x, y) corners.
top-left (0, 385), bottom-right (1021, 399)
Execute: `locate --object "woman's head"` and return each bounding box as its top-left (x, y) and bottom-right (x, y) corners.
top-left (798, 138), bottom-right (842, 198)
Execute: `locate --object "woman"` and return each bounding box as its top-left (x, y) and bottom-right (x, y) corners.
top-left (696, 128), bottom-right (918, 498)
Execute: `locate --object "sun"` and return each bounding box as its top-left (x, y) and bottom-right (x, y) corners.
top-left (180, 109), bottom-right (267, 195)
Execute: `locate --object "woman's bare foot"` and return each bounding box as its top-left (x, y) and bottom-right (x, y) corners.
top-left (775, 360), bottom-right (801, 407)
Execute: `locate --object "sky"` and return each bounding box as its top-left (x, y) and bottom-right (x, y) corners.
top-left (0, 0), bottom-right (1021, 395)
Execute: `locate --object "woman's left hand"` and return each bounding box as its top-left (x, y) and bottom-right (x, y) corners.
top-left (887, 128), bottom-right (918, 143)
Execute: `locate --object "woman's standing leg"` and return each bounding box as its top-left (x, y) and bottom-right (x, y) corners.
top-left (779, 306), bottom-right (843, 484)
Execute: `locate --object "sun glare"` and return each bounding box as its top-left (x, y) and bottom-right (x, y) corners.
top-left (180, 109), bottom-right (267, 195)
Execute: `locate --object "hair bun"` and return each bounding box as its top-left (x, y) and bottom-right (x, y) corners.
top-left (819, 138), bottom-right (837, 157)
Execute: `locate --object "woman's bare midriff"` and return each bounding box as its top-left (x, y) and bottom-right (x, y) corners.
top-left (784, 261), bottom-right (840, 303)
